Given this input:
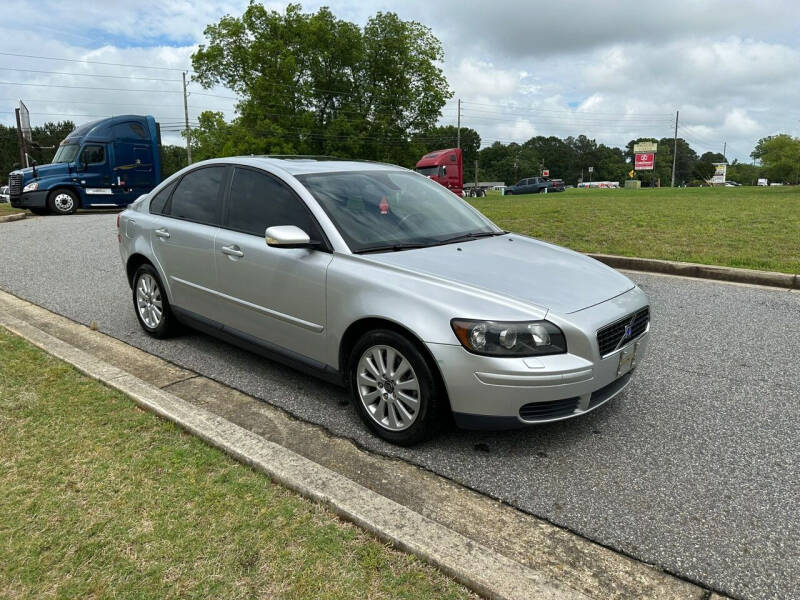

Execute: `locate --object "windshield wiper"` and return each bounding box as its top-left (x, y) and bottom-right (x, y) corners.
top-left (436, 230), bottom-right (508, 245)
top-left (355, 241), bottom-right (432, 254)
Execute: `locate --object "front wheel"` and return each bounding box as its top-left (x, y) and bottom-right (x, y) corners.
top-left (132, 264), bottom-right (177, 338)
top-left (349, 330), bottom-right (445, 445)
top-left (48, 188), bottom-right (78, 215)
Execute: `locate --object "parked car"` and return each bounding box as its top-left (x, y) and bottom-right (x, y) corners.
top-left (0, 184), bottom-right (9, 203)
top-left (504, 177), bottom-right (565, 195)
top-left (118, 157), bottom-right (650, 445)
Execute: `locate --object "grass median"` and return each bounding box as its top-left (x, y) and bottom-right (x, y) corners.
top-left (0, 204), bottom-right (23, 217)
top-left (470, 186), bottom-right (800, 274)
top-left (0, 328), bottom-right (474, 600)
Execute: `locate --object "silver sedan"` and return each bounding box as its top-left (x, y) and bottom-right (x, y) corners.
top-left (118, 157), bottom-right (650, 445)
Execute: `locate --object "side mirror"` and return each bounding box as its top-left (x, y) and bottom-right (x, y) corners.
top-left (265, 225), bottom-right (313, 248)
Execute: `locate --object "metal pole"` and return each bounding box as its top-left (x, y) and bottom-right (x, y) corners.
top-left (182, 72), bottom-right (193, 164)
top-left (14, 108), bottom-right (26, 167)
top-left (456, 98), bottom-right (461, 149)
top-left (671, 110), bottom-right (679, 187)
top-left (722, 141), bottom-right (726, 162)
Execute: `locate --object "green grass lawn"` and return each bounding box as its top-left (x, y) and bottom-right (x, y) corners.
top-left (470, 186), bottom-right (800, 274)
top-left (0, 329), bottom-right (474, 600)
top-left (0, 203), bottom-right (23, 216)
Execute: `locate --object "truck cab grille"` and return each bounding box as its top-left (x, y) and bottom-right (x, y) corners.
top-left (597, 307), bottom-right (649, 357)
top-left (8, 173), bottom-right (23, 197)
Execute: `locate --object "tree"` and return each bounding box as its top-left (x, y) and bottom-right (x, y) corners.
top-left (751, 134), bottom-right (800, 184)
top-left (191, 3), bottom-right (451, 166)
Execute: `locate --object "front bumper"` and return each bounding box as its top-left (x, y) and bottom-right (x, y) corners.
top-left (10, 191), bottom-right (48, 209)
top-left (428, 289), bottom-right (651, 430)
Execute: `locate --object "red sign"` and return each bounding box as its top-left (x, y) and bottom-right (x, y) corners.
top-left (542, 169), bottom-right (550, 177)
top-left (634, 153), bottom-right (654, 170)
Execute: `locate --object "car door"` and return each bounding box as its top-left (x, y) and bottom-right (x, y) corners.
top-left (149, 165), bottom-right (226, 319)
top-left (214, 166), bottom-right (333, 364)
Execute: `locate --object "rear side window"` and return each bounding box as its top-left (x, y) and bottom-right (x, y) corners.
top-left (149, 180), bottom-right (177, 214)
top-left (225, 168), bottom-right (320, 239)
top-left (168, 166), bottom-right (225, 225)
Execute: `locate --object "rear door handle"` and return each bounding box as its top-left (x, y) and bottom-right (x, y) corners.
top-left (154, 228), bottom-right (170, 239)
top-left (221, 244), bottom-right (244, 258)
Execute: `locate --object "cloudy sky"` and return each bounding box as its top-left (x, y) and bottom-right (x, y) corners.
top-left (1, 0), bottom-right (798, 162)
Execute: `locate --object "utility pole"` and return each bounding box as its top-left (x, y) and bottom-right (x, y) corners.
top-left (722, 141), bottom-right (726, 162)
top-left (14, 108), bottom-right (26, 167)
top-left (670, 110), bottom-right (679, 187)
top-left (456, 98), bottom-right (461, 149)
top-left (182, 71), bottom-right (193, 165)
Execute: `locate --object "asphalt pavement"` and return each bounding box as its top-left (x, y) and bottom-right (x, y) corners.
top-left (1, 213), bottom-right (797, 600)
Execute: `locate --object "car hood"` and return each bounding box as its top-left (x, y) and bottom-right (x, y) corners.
top-left (362, 234), bottom-right (634, 314)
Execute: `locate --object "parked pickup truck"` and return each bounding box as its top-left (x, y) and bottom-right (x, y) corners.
top-left (504, 177), bottom-right (565, 195)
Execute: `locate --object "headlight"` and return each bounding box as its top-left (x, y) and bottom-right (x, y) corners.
top-left (23, 181), bottom-right (38, 192)
top-left (451, 319), bottom-right (567, 357)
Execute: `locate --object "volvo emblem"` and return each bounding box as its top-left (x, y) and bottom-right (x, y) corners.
top-left (624, 324), bottom-right (632, 338)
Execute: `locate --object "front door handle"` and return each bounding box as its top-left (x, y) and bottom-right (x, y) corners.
top-left (154, 228), bottom-right (170, 239)
top-left (221, 244), bottom-right (244, 258)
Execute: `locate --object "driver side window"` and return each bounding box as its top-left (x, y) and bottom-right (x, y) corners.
top-left (81, 145), bottom-right (105, 165)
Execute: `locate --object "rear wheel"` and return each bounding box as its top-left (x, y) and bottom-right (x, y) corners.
top-left (48, 188), bottom-right (78, 215)
top-left (132, 264), bottom-right (177, 338)
top-left (349, 329), bottom-right (444, 445)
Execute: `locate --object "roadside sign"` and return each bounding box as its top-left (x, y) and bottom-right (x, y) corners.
top-left (18, 100), bottom-right (32, 143)
top-left (588, 166), bottom-right (594, 173)
top-left (635, 153), bottom-right (655, 170)
top-left (628, 169), bottom-right (635, 178)
top-left (633, 141), bottom-right (657, 153)
top-left (711, 163), bottom-right (727, 184)
top-left (542, 169), bottom-right (549, 177)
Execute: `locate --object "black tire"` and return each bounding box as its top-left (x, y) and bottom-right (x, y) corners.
top-left (505, 190), bottom-right (513, 195)
top-left (29, 207), bottom-right (49, 215)
top-left (348, 329), bottom-right (445, 446)
top-left (132, 264), bottom-right (177, 338)
top-left (48, 188), bottom-right (78, 215)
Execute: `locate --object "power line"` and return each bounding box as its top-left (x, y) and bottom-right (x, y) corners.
top-left (0, 66), bottom-right (181, 83)
top-left (0, 51), bottom-right (189, 71)
top-left (0, 80), bottom-right (182, 93)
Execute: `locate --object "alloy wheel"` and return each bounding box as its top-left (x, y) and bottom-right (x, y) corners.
top-left (356, 345), bottom-right (421, 431)
top-left (135, 273), bottom-right (163, 329)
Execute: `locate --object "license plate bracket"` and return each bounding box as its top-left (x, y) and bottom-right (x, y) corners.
top-left (617, 342), bottom-right (638, 377)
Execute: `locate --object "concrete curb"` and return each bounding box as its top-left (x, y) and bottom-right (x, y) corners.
top-left (0, 310), bottom-right (589, 600)
top-left (0, 212), bottom-right (26, 223)
top-left (588, 253), bottom-right (799, 290)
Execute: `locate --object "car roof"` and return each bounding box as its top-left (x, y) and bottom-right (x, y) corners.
top-left (199, 155), bottom-right (406, 176)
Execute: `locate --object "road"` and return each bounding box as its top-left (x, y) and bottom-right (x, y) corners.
top-left (1, 213), bottom-right (797, 600)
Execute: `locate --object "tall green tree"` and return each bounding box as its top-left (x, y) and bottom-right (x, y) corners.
top-left (191, 3), bottom-right (451, 166)
top-left (751, 134), bottom-right (800, 184)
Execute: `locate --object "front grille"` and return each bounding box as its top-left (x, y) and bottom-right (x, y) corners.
top-left (597, 306), bottom-right (649, 356)
top-left (519, 397), bottom-right (579, 421)
top-left (9, 173), bottom-right (23, 197)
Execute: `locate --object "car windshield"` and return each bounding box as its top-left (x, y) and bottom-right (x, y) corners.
top-left (296, 170), bottom-right (501, 253)
top-left (51, 144), bottom-right (79, 164)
